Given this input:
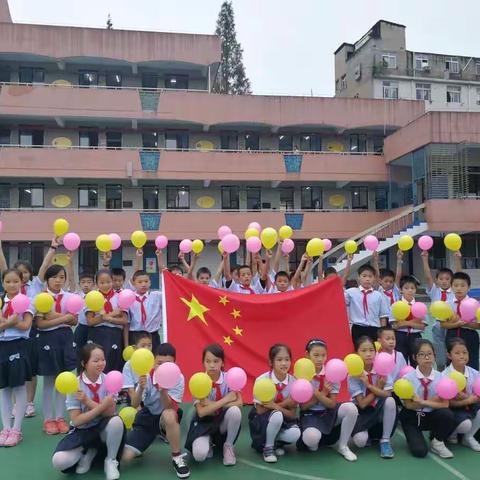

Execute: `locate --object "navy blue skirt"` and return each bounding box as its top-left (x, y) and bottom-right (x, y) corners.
top-left (27, 327), bottom-right (38, 376)
top-left (73, 324), bottom-right (90, 353)
top-left (87, 326), bottom-right (124, 373)
top-left (352, 398), bottom-right (398, 438)
top-left (0, 338), bottom-right (32, 389)
top-left (297, 407), bottom-right (341, 449)
top-left (451, 404), bottom-right (480, 425)
top-left (37, 328), bottom-right (77, 376)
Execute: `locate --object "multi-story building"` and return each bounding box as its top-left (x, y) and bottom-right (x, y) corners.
top-left (335, 20), bottom-right (480, 112)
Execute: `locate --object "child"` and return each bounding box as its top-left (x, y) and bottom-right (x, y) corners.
top-left (51, 344), bottom-right (125, 479)
top-left (390, 276), bottom-right (427, 366)
top-left (185, 344), bottom-right (242, 466)
top-left (400, 339), bottom-right (456, 458)
top-left (87, 270), bottom-right (128, 373)
top-left (267, 271), bottom-right (292, 293)
top-left (224, 253), bottom-right (265, 294)
top-left (377, 326), bottom-right (407, 381)
top-left (122, 343), bottom-right (190, 478)
top-left (442, 272), bottom-right (480, 370)
top-left (297, 339), bottom-right (358, 461)
top-left (187, 253), bottom-right (223, 288)
top-left (111, 269), bottom-right (127, 294)
top-left (345, 265), bottom-right (390, 344)
top-left (73, 272), bottom-right (95, 358)
top-left (444, 337), bottom-right (480, 450)
top-left (372, 250), bottom-right (402, 306)
top-left (248, 344), bottom-right (300, 463)
top-left (0, 269), bottom-right (34, 446)
top-left (348, 336), bottom-right (396, 458)
top-left (35, 264), bottom-right (77, 435)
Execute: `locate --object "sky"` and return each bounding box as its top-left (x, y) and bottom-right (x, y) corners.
top-left (6, 0), bottom-right (480, 97)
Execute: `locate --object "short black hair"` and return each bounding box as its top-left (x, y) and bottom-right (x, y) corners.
top-left (132, 270), bottom-right (150, 281)
top-left (268, 343), bottom-right (291, 364)
top-left (354, 335), bottom-right (375, 351)
top-left (202, 343), bottom-right (224, 362)
top-left (237, 264), bottom-right (252, 274)
top-left (305, 338), bottom-right (327, 352)
top-left (79, 272), bottom-right (95, 282)
top-left (45, 264), bottom-right (67, 283)
top-left (413, 339), bottom-right (435, 356)
top-left (324, 267), bottom-right (337, 277)
top-left (169, 265), bottom-right (183, 274)
top-left (111, 268), bottom-right (126, 280)
top-left (452, 271), bottom-right (471, 287)
top-left (358, 264), bottom-right (375, 276)
top-left (377, 325), bottom-right (395, 338)
top-left (379, 269), bottom-right (395, 279)
top-left (400, 275), bottom-right (419, 289)
top-left (196, 267), bottom-right (211, 279)
top-left (13, 260), bottom-right (34, 279)
top-left (435, 268), bottom-right (453, 280)
top-left (274, 271), bottom-right (289, 281)
top-left (133, 331), bottom-right (152, 345)
top-left (446, 336), bottom-right (467, 353)
top-left (155, 342), bottom-right (176, 360)
top-left (95, 269), bottom-right (112, 284)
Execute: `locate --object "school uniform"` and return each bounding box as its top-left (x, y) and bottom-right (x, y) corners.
top-left (73, 291), bottom-right (89, 360)
top-left (385, 350), bottom-right (407, 381)
top-left (122, 360), bottom-right (139, 391)
top-left (267, 286), bottom-right (294, 294)
top-left (226, 280), bottom-right (265, 295)
top-left (378, 285), bottom-right (401, 307)
top-left (23, 277), bottom-right (44, 375)
top-left (128, 290), bottom-right (162, 352)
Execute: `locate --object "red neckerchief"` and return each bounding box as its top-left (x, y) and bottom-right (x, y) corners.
top-left (405, 300), bottom-right (414, 335)
top-left (54, 293), bottom-right (64, 313)
top-left (102, 290), bottom-right (115, 314)
top-left (214, 382), bottom-right (222, 401)
top-left (275, 383), bottom-right (286, 402)
top-left (367, 372), bottom-right (377, 407)
top-left (21, 285), bottom-right (27, 295)
top-left (362, 289), bottom-right (373, 317)
top-left (3, 300), bottom-right (14, 318)
top-left (440, 290), bottom-right (448, 302)
top-left (420, 378), bottom-right (432, 400)
top-left (84, 379), bottom-right (101, 403)
top-left (136, 295), bottom-right (147, 325)
top-left (384, 290), bottom-right (394, 305)
top-left (315, 373), bottom-right (325, 392)
top-left (240, 285), bottom-right (255, 295)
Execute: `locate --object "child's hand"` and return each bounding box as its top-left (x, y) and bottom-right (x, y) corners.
top-left (359, 374), bottom-right (369, 387)
top-left (306, 256), bottom-right (313, 264)
top-left (51, 236), bottom-right (61, 248)
top-left (102, 395), bottom-right (116, 416)
top-left (372, 251), bottom-right (379, 260)
top-left (347, 254), bottom-right (353, 262)
top-left (420, 250), bottom-right (429, 258)
top-left (138, 375), bottom-right (147, 390)
top-left (454, 251), bottom-right (462, 258)
top-left (261, 401), bottom-right (276, 410)
top-left (265, 250), bottom-right (273, 259)
top-left (468, 394), bottom-right (480, 404)
top-left (154, 249), bottom-right (162, 257)
top-left (376, 376), bottom-right (386, 389)
top-left (412, 394), bottom-right (423, 404)
top-left (397, 250), bottom-right (404, 259)
top-left (75, 390), bottom-right (88, 403)
top-left (178, 252), bottom-right (184, 261)
top-left (301, 253), bottom-right (308, 263)
top-left (321, 382), bottom-right (333, 395)
top-left (136, 249), bottom-right (143, 258)
top-left (102, 251), bottom-right (112, 263)
top-left (224, 391), bottom-right (237, 403)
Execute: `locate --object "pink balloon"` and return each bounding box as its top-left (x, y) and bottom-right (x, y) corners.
top-left (179, 239), bottom-right (192, 253)
top-left (435, 377), bottom-right (458, 400)
top-left (66, 294), bottom-right (84, 315)
top-left (460, 298), bottom-right (479, 323)
top-left (473, 377), bottom-right (480, 396)
top-left (217, 226), bottom-right (232, 240)
top-left (418, 235), bottom-right (434, 251)
top-left (11, 294), bottom-right (30, 314)
top-left (248, 222), bottom-right (261, 232)
top-left (154, 362), bottom-right (181, 389)
top-left (118, 289), bottom-right (136, 310)
top-left (109, 233), bottom-right (122, 251)
top-left (364, 235), bottom-right (379, 251)
top-left (411, 302), bottom-right (428, 319)
top-left (290, 379), bottom-right (314, 404)
top-left (399, 365), bottom-right (415, 378)
top-left (323, 239), bottom-right (332, 252)
top-left (221, 234), bottom-right (240, 254)
top-left (246, 236), bottom-right (262, 253)
top-left (104, 370), bottom-right (124, 394)
top-left (373, 352), bottom-right (396, 376)
top-left (155, 235), bottom-right (168, 250)
top-left (0, 220), bottom-right (3, 232)
top-left (281, 238), bottom-right (295, 254)
top-left (63, 232), bottom-right (81, 251)
top-left (226, 367), bottom-right (247, 392)
top-left (325, 359), bottom-right (348, 383)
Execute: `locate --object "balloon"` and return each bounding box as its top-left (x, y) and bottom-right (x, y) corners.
top-left (179, 239), bottom-right (193, 253)
top-left (324, 359), bottom-right (348, 383)
top-left (448, 370), bottom-right (467, 392)
top-left (459, 298), bottom-right (479, 323)
top-left (344, 354), bottom-right (364, 376)
top-left (476, 308), bottom-right (480, 323)
top-left (363, 235), bottom-right (379, 251)
top-left (253, 378), bottom-right (276, 403)
top-left (65, 294), bottom-right (84, 315)
top-left (130, 348), bottom-right (154, 376)
top-left (290, 379), bottom-right (314, 403)
top-left (119, 406), bottom-right (137, 429)
top-left (373, 352), bottom-right (396, 376)
top-left (192, 239), bottom-right (204, 254)
top-left (473, 377), bottom-right (480, 396)
top-left (34, 292), bottom-right (54, 314)
top-left (225, 367), bottom-right (247, 392)
top-left (217, 226), bottom-right (232, 240)
top-left (55, 371), bottom-right (79, 395)
top-left (306, 238), bottom-right (324, 257)
top-left (281, 238), bottom-right (295, 254)
top-left (246, 236), bottom-right (262, 253)
top-left (63, 232), bottom-right (81, 251)
top-left (85, 291), bottom-right (105, 312)
top-left (245, 227), bottom-right (260, 239)
top-left (189, 372), bottom-right (213, 399)
top-left (293, 358), bottom-right (315, 381)
top-left (260, 228), bottom-right (278, 250)
top-left (430, 301), bottom-right (453, 321)
top-left (278, 225), bottom-right (293, 240)
top-left (122, 345), bottom-right (134, 362)
top-left (0, 220), bottom-right (2, 232)
top-left (322, 238), bottom-right (332, 252)
top-left (394, 379), bottom-right (414, 399)
top-left (96, 234), bottom-right (113, 252)
top-left (411, 302), bottom-right (427, 319)
top-left (248, 222), bottom-right (262, 232)
top-left (391, 301), bottom-right (411, 321)
top-left (418, 235), bottom-right (433, 251)
top-left (399, 365), bottom-right (415, 378)
top-left (154, 362), bottom-right (181, 389)
top-left (374, 341), bottom-right (381, 352)
top-left (109, 233), bottom-right (122, 251)
top-left (444, 233), bottom-right (462, 252)
top-left (345, 240), bottom-right (357, 254)
top-left (53, 218), bottom-right (69, 236)
top-left (398, 235), bottom-right (414, 251)
top-left (104, 370), bottom-right (124, 394)
top-left (155, 235), bottom-right (168, 250)
top-left (221, 234), bottom-right (240, 254)
top-left (131, 230), bottom-right (147, 249)
top-left (118, 289), bottom-right (136, 310)
top-left (217, 241), bottom-right (224, 254)
top-left (11, 294), bottom-right (30, 314)
top-left (435, 377), bottom-right (458, 400)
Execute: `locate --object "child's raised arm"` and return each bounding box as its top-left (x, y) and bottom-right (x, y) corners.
top-left (0, 240), bottom-right (7, 273)
top-left (421, 250), bottom-right (434, 291)
top-left (37, 237), bottom-right (60, 282)
top-left (395, 250), bottom-right (404, 286)
top-left (187, 253), bottom-right (198, 280)
top-left (341, 254), bottom-right (353, 287)
top-left (65, 251), bottom-right (77, 293)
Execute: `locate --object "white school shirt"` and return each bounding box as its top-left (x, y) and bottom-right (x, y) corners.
top-left (37, 289), bottom-right (76, 331)
top-left (192, 371), bottom-right (231, 404)
top-left (348, 370), bottom-right (393, 404)
top-left (253, 371), bottom-right (296, 405)
top-left (446, 295), bottom-right (471, 319)
top-left (443, 364), bottom-right (480, 395)
top-left (344, 287), bottom-right (390, 328)
top-left (427, 285), bottom-right (454, 303)
top-left (141, 371), bottom-right (184, 415)
top-left (386, 350), bottom-right (407, 381)
top-left (378, 285), bottom-right (401, 306)
top-left (307, 367), bottom-right (340, 412)
top-left (128, 291), bottom-right (162, 333)
top-left (23, 277), bottom-right (44, 299)
top-left (75, 291), bottom-right (88, 326)
top-left (86, 291), bottom-right (126, 329)
top-left (122, 360), bottom-right (139, 389)
top-left (267, 285), bottom-right (294, 294)
top-left (404, 367), bottom-right (443, 412)
top-left (0, 296), bottom-right (34, 341)
top-left (390, 297), bottom-right (428, 334)
top-left (226, 280), bottom-right (265, 295)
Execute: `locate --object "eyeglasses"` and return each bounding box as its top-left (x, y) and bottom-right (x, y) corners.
top-left (417, 352), bottom-right (433, 359)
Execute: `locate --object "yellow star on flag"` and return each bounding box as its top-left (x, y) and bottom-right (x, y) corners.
top-left (219, 295), bottom-right (229, 306)
top-left (223, 336), bottom-right (234, 346)
top-left (233, 325), bottom-right (243, 336)
top-left (180, 295), bottom-right (209, 325)
top-left (230, 309), bottom-right (241, 319)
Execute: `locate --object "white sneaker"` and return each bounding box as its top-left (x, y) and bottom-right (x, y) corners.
top-left (447, 434), bottom-right (458, 444)
top-left (335, 444), bottom-right (357, 462)
top-left (462, 435), bottom-right (480, 452)
top-left (430, 438), bottom-right (454, 459)
top-left (274, 447), bottom-right (285, 456)
top-left (104, 458), bottom-right (120, 480)
top-left (263, 447), bottom-right (277, 463)
top-left (76, 448), bottom-right (97, 474)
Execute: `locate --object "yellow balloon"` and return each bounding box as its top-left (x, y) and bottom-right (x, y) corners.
top-left (398, 235), bottom-right (414, 251)
top-left (96, 234), bottom-right (113, 252)
top-left (130, 348), bottom-right (154, 376)
top-left (394, 379), bottom-right (415, 399)
top-left (53, 218), bottom-right (69, 236)
top-left (119, 406), bottom-right (137, 429)
top-left (253, 378), bottom-right (276, 403)
top-left (131, 230), bottom-right (147, 249)
top-left (122, 345), bottom-right (135, 362)
top-left (476, 307), bottom-right (480, 323)
top-left (430, 301), bottom-right (453, 321)
top-left (245, 227), bottom-right (260, 239)
top-left (217, 241), bottom-right (224, 254)
top-left (55, 371), bottom-right (79, 395)
top-left (279, 225), bottom-right (293, 240)
top-left (374, 341), bottom-right (381, 352)
top-left (260, 227), bottom-right (278, 250)
top-left (85, 291), bottom-right (105, 312)
top-left (344, 354), bottom-right (364, 376)
top-left (345, 240), bottom-right (357, 254)
top-left (192, 239), bottom-right (204, 254)
top-left (0, 297), bottom-right (2, 310)
top-left (306, 238), bottom-right (324, 257)
top-left (34, 292), bottom-right (54, 314)
top-left (294, 358), bottom-right (315, 380)
top-left (448, 370), bottom-right (467, 392)
top-left (391, 300), bottom-right (411, 321)
top-left (444, 233), bottom-right (462, 252)
top-left (189, 372), bottom-right (213, 399)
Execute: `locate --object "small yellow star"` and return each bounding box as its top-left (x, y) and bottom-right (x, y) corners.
top-left (223, 336), bottom-right (234, 346)
top-left (180, 295), bottom-right (209, 325)
top-left (230, 309), bottom-right (241, 319)
top-left (233, 326), bottom-right (243, 336)
top-left (219, 295), bottom-right (229, 306)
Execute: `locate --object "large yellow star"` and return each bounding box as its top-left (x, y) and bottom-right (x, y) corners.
top-left (230, 309), bottom-right (241, 319)
top-left (233, 325), bottom-right (243, 336)
top-left (219, 295), bottom-right (229, 306)
top-left (223, 336), bottom-right (234, 346)
top-left (180, 295), bottom-right (209, 325)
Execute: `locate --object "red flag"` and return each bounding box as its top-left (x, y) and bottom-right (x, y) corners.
top-left (163, 271), bottom-right (353, 402)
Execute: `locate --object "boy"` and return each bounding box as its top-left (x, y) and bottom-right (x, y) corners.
top-left (377, 326), bottom-right (407, 380)
top-left (169, 265), bottom-right (183, 277)
top-left (111, 268), bottom-right (127, 293)
top-left (122, 343), bottom-right (190, 479)
top-left (73, 272), bottom-right (95, 357)
top-left (320, 254), bottom-right (352, 285)
top-left (373, 250), bottom-right (402, 306)
top-left (345, 264), bottom-right (390, 343)
top-left (223, 253), bottom-right (265, 294)
top-left (187, 253), bottom-right (223, 288)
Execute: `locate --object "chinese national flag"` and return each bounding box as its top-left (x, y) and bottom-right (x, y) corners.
top-left (163, 271), bottom-right (353, 402)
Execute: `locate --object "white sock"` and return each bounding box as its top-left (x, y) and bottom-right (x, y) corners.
top-left (265, 411), bottom-right (283, 448)
top-left (468, 411), bottom-right (480, 437)
top-left (12, 386), bottom-right (27, 430)
top-left (381, 397), bottom-right (396, 441)
top-left (302, 427), bottom-right (321, 450)
top-left (192, 435), bottom-right (210, 462)
top-left (336, 402), bottom-right (358, 448)
top-left (0, 388), bottom-right (13, 430)
top-left (219, 406), bottom-right (242, 447)
top-left (100, 416), bottom-right (124, 459)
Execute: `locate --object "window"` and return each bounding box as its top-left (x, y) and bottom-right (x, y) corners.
top-left (19, 184), bottom-right (44, 208)
top-left (78, 185), bottom-right (98, 208)
top-left (0, 184), bottom-right (10, 208)
top-left (166, 186), bottom-right (189, 210)
top-left (167, 241), bottom-right (190, 267)
top-left (476, 63), bottom-right (480, 76)
top-left (301, 186), bottom-right (322, 210)
top-left (106, 184), bottom-right (122, 210)
top-left (19, 67), bottom-right (44, 84)
top-left (375, 187), bottom-right (388, 210)
top-left (300, 134), bottom-right (321, 151)
top-left (445, 57), bottom-right (459, 74)
top-left (143, 186), bottom-right (159, 210)
top-left (78, 71), bottom-right (98, 86)
top-left (79, 130), bottom-right (99, 147)
top-left (142, 132), bottom-right (158, 148)
top-left (18, 243), bottom-right (46, 274)
top-left (19, 129), bottom-right (43, 146)
top-left (382, 80), bottom-right (398, 99)
top-left (351, 187), bottom-right (368, 210)
top-left (446, 85), bottom-right (461, 103)
top-left (244, 133), bottom-right (259, 151)
top-left (278, 134), bottom-right (293, 151)
top-left (220, 133), bottom-right (238, 150)
top-left (279, 187), bottom-right (294, 211)
top-left (349, 134), bottom-right (367, 153)
top-left (105, 72), bottom-right (122, 88)
top-left (79, 243), bottom-right (98, 274)
top-left (468, 166), bottom-right (480, 196)
top-left (0, 128), bottom-right (10, 145)
top-left (106, 131), bottom-right (122, 149)
top-left (340, 74), bottom-right (347, 90)
top-left (415, 83), bottom-right (431, 101)
top-left (164, 75), bottom-right (188, 89)
top-left (221, 186), bottom-right (239, 210)
top-left (165, 132), bottom-right (189, 150)
top-left (476, 87), bottom-right (480, 105)
top-left (0, 68), bottom-right (10, 82)
top-left (382, 54), bottom-right (397, 69)
top-left (246, 187), bottom-right (261, 210)
top-left (372, 136), bottom-right (384, 153)
top-left (415, 56), bottom-right (429, 71)
top-left (142, 73), bottom-right (157, 89)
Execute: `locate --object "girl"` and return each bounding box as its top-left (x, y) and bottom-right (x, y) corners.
top-left (248, 343), bottom-right (300, 463)
top-left (185, 344), bottom-right (242, 467)
top-left (348, 336), bottom-right (396, 458)
top-left (36, 264), bottom-right (77, 435)
top-left (298, 339), bottom-right (358, 461)
top-left (0, 269), bottom-right (34, 446)
top-left (444, 337), bottom-right (480, 451)
top-left (87, 270), bottom-right (128, 373)
top-left (400, 339), bottom-right (456, 458)
top-left (52, 344), bottom-right (125, 479)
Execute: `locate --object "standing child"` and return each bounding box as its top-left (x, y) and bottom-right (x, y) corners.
top-left (377, 326), bottom-right (407, 381)
top-left (373, 250), bottom-right (402, 306)
top-left (73, 272), bottom-right (95, 359)
top-left (51, 344), bottom-right (125, 479)
top-left (248, 344), bottom-right (300, 463)
top-left (348, 336), bottom-right (396, 458)
top-left (185, 344), bottom-right (242, 466)
top-left (223, 253), bottom-right (265, 294)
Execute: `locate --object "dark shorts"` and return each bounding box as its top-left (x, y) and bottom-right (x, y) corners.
top-left (88, 326), bottom-right (124, 373)
top-left (27, 327), bottom-right (38, 376)
top-left (0, 338), bottom-right (32, 389)
top-left (37, 328), bottom-right (77, 376)
top-left (352, 398), bottom-right (398, 438)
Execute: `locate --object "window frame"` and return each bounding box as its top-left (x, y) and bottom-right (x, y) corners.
top-left (415, 56), bottom-right (429, 71)
top-left (221, 186), bottom-right (240, 210)
top-left (278, 134), bottom-right (293, 152)
top-left (279, 187), bottom-right (295, 211)
top-left (19, 67), bottom-right (45, 84)
top-left (105, 72), bottom-right (122, 88)
top-left (300, 133), bottom-right (321, 152)
top-left (445, 57), bottom-right (460, 74)
top-left (244, 132), bottom-right (259, 151)
top-left (0, 128), bottom-right (11, 145)
top-left (19, 183), bottom-right (44, 208)
top-left (351, 186), bottom-right (369, 210)
top-left (142, 186), bottom-right (159, 210)
top-left (415, 83), bottom-right (431, 101)
top-left (166, 185), bottom-right (190, 210)
top-left (0, 183), bottom-right (10, 208)
top-left (78, 184), bottom-right (98, 208)
top-left (246, 186), bottom-right (261, 211)
top-left (446, 85), bottom-right (461, 103)
top-left (349, 134), bottom-right (367, 153)
top-left (78, 70), bottom-right (99, 87)
top-left (79, 130), bottom-right (99, 148)
top-left (105, 184), bottom-right (122, 210)
top-left (382, 80), bottom-right (398, 99)
top-left (301, 186), bottom-right (322, 210)
top-left (164, 74), bottom-right (188, 89)
top-left (105, 131), bottom-right (122, 149)
top-left (19, 128), bottom-right (43, 147)
top-left (382, 53), bottom-right (397, 69)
